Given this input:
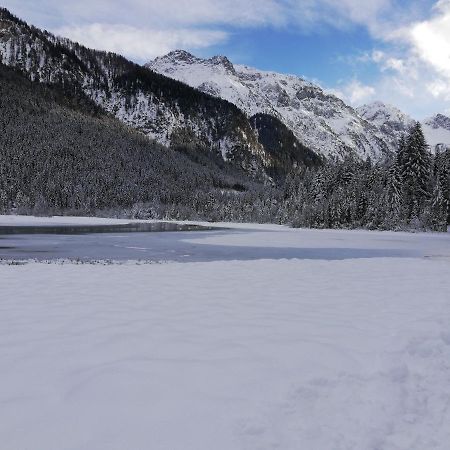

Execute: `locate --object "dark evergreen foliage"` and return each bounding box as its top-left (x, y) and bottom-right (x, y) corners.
top-left (250, 113), bottom-right (322, 179)
top-left (0, 63), bottom-right (281, 221)
top-left (284, 124), bottom-right (449, 231)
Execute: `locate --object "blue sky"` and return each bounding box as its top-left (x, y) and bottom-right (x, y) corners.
top-left (202, 25), bottom-right (377, 84)
top-left (3, 0), bottom-right (450, 118)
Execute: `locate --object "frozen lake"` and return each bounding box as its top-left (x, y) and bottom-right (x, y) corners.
top-left (1, 218), bottom-right (449, 262)
top-left (0, 221), bottom-right (229, 262)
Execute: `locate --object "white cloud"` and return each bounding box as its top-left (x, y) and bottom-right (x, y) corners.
top-left (321, 1), bottom-right (450, 118)
top-left (1, 0), bottom-right (400, 40)
top-left (56, 24), bottom-right (227, 61)
top-left (2, 0), bottom-right (285, 61)
top-left (0, 0), bottom-right (422, 61)
top-left (408, 0), bottom-right (450, 78)
top-left (328, 79), bottom-right (376, 106)
top-left (364, 0), bottom-right (450, 116)
top-left (2, 0), bottom-right (286, 29)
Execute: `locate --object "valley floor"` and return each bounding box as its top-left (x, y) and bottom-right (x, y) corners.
top-left (1, 216), bottom-right (450, 450)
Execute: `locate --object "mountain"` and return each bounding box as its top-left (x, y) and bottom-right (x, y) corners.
top-left (148, 51), bottom-right (450, 158)
top-left (356, 102), bottom-right (415, 151)
top-left (422, 114), bottom-right (450, 151)
top-left (358, 102), bottom-right (450, 152)
top-left (147, 50), bottom-right (392, 160)
top-left (1, 61), bottom-right (280, 218)
top-left (0, 8), bottom-right (319, 181)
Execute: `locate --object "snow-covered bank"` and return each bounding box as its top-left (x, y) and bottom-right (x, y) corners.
top-left (2, 252), bottom-right (450, 449)
top-left (0, 214), bottom-right (133, 227)
top-left (0, 214), bottom-right (286, 230)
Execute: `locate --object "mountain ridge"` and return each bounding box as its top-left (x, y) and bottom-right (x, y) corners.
top-left (148, 51), bottom-right (391, 159)
top-left (148, 51), bottom-right (450, 157)
top-left (358, 102), bottom-right (450, 152)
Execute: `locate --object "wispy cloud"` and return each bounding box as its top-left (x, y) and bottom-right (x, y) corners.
top-left (2, 0), bottom-right (286, 61)
top-left (334, 0), bottom-right (450, 117)
top-left (328, 79), bottom-right (376, 105)
top-left (408, 0), bottom-right (450, 82)
top-left (0, 0), bottom-right (404, 60)
top-left (56, 24), bottom-right (228, 61)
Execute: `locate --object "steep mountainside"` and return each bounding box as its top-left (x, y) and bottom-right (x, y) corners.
top-left (0, 62), bottom-right (276, 216)
top-left (0, 8), bottom-right (318, 180)
top-left (148, 51), bottom-right (450, 158)
top-left (250, 113), bottom-right (321, 178)
top-left (422, 114), bottom-right (450, 151)
top-left (356, 102), bottom-right (415, 151)
top-left (358, 102), bottom-right (450, 152)
top-left (147, 51), bottom-right (392, 159)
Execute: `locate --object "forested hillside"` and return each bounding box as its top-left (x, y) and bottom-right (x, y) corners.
top-left (0, 63), bottom-right (282, 221)
top-left (1, 62), bottom-right (448, 229)
top-left (283, 125), bottom-right (450, 231)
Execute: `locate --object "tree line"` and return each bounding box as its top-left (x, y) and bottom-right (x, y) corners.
top-left (283, 123), bottom-right (449, 231)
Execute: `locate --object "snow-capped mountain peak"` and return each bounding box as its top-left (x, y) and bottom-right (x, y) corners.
top-left (148, 51), bottom-right (391, 159)
top-left (209, 55), bottom-right (236, 72)
top-left (160, 49), bottom-right (199, 63)
top-left (357, 102), bottom-right (414, 128)
top-left (149, 51), bottom-right (450, 157)
top-left (358, 103), bottom-right (450, 152)
top-left (421, 114), bottom-right (450, 150)
top-left (152, 51), bottom-right (236, 74)
top-left (424, 114), bottom-right (450, 132)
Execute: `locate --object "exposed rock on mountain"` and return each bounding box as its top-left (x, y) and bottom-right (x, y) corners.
top-left (147, 51), bottom-right (392, 159)
top-left (358, 102), bottom-right (450, 152)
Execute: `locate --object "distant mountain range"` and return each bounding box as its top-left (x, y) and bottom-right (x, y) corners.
top-left (357, 102), bottom-right (450, 153)
top-left (148, 50), bottom-right (450, 158)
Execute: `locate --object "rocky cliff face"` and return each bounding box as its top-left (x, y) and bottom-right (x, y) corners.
top-left (149, 51), bottom-right (450, 158)
top-left (147, 51), bottom-right (393, 160)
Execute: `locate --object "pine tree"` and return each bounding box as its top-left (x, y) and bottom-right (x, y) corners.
top-left (388, 161), bottom-right (402, 219)
top-left (401, 122), bottom-right (431, 219)
top-left (431, 181), bottom-right (448, 231)
top-left (396, 135), bottom-right (407, 169)
top-left (433, 150), bottom-right (450, 227)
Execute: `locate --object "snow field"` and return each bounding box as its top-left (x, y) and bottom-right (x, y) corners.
top-left (1, 255), bottom-right (450, 450)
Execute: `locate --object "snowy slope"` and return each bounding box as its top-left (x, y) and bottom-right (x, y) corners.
top-left (358, 102), bottom-right (450, 152)
top-left (422, 114), bottom-right (450, 151)
top-left (149, 52), bottom-right (450, 158)
top-left (147, 51), bottom-right (391, 159)
top-left (1, 216), bottom-right (450, 450)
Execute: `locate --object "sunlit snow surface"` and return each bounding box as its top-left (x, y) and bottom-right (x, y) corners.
top-left (1, 215), bottom-right (450, 450)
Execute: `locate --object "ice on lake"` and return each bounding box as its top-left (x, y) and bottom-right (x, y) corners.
top-left (1, 217), bottom-right (449, 262)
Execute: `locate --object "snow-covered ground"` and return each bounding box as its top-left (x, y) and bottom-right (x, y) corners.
top-left (1, 216), bottom-right (450, 450)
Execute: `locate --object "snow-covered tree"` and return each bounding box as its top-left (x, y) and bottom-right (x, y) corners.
top-left (400, 122), bottom-right (431, 219)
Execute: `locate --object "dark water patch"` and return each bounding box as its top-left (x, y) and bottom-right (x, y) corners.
top-left (0, 222), bottom-right (216, 235)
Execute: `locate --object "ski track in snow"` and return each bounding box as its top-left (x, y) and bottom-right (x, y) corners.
top-left (1, 216), bottom-right (450, 450)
